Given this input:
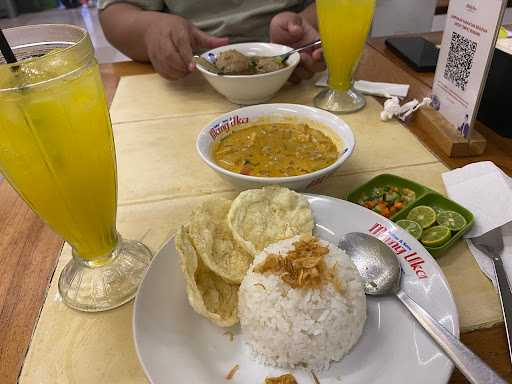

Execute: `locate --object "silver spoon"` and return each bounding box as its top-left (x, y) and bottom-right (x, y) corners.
top-left (272, 39), bottom-right (321, 63)
top-left (338, 232), bottom-right (506, 384)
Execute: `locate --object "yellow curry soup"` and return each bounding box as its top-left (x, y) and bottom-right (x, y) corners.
top-left (212, 123), bottom-right (339, 177)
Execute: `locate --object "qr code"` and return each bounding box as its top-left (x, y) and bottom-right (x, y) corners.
top-left (443, 31), bottom-right (477, 91)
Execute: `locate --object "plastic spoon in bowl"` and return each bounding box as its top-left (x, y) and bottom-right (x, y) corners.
top-left (193, 55), bottom-right (223, 75)
top-left (338, 232), bottom-right (506, 384)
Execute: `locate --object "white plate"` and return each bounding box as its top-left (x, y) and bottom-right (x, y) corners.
top-left (133, 195), bottom-right (459, 384)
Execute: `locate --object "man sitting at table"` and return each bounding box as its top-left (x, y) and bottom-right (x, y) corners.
top-left (97, 0), bottom-right (325, 82)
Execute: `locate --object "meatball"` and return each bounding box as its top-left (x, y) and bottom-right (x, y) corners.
top-left (215, 50), bottom-right (251, 75)
top-left (255, 57), bottom-right (286, 74)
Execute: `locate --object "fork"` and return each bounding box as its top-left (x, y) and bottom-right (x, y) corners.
top-left (472, 227), bottom-right (512, 365)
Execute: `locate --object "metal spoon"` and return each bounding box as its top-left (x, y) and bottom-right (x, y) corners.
top-left (271, 39), bottom-right (321, 63)
top-left (338, 232), bottom-right (506, 384)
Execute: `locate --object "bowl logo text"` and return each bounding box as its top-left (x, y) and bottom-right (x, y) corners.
top-left (209, 115), bottom-right (249, 140)
top-left (368, 223), bottom-right (428, 280)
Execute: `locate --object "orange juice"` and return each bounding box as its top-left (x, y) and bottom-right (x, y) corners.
top-left (317, 0), bottom-right (375, 91)
top-left (0, 62), bottom-right (117, 261)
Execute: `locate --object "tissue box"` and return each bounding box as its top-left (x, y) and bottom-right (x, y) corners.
top-left (477, 46), bottom-right (512, 138)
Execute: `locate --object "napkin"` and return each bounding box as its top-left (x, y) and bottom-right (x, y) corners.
top-left (442, 161), bottom-right (512, 285)
top-left (442, 161), bottom-right (512, 239)
top-left (315, 73), bottom-right (409, 98)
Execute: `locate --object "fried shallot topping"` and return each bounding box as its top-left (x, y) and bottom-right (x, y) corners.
top-left (225, 364), bottom-right (239, 380)
top-left (264, 373), bottom-right (298, 384)
top-left (254, 236), bottom-right (344, 293)
top-left (223, 330), bottom-right (235, 342)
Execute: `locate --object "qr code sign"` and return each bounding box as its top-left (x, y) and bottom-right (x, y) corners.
top-left (443, 31), bottom-right (477, 91)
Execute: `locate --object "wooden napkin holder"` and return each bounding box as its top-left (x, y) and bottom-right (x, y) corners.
top-left (415, 106), bottom-right (487, 158)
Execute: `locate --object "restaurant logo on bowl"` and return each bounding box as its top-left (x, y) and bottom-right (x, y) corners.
top-left (368, 223), bottom-right (428, 280)
top-left (209, 115), bottom-right (249, 140)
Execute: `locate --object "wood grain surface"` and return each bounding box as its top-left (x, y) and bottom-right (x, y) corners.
top-left (436, 0), bottom-right (450, 15)
top-left (453, 327), bottom-right (512, 383)
top-left (0, 183), bottom-right (62, 384)
top-left (1, 43), bottom-right (511, 384)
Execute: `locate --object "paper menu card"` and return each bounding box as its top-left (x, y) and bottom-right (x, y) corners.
top-left (431, 0), bottom-right (507, 140)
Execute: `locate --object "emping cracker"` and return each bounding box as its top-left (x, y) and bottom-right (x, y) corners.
top-left (227, 186), bottom-right (314, 255)
top-left (189, 199), bottom-right (252, 284)
top-left (176, 224), bottom-right (239, 327)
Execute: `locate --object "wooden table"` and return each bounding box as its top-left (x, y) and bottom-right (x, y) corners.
top-left (1, 39), bottom-right (512, 384)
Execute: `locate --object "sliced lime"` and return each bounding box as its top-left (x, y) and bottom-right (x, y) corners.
top-left (421, 225), bottom-right (451, 247)
top-left (396, 219), bottom-right (423, 239)
top-left (406, 205), bottom-right (437, 229)
top-left (437, 210), bottom-right (467, 231)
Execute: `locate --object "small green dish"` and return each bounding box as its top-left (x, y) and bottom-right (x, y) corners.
top-left (346, 174), bottom-right (432, 220)
top-left (347, 174), bottom-right (474, 257)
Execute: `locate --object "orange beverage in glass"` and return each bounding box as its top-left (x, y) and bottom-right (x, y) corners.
top-left (315, 0), bottom-right (376, 113)
top-left (0, 25), bottom-right (152, 312)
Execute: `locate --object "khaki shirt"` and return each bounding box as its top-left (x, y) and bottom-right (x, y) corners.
top-left (97, 0), bottom-right (313, 42)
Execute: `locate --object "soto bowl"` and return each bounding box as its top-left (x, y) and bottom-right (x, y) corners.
top-left (195, 43), bottom-right (300, 105)
top-left (196, 104), bottom-right (355, 191)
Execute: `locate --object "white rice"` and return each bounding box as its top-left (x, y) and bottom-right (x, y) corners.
top-left (238, 235), bottom-right (366, 371)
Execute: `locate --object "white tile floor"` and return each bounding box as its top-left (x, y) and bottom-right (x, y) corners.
top-left (0, 6), bottom-right (129, 63)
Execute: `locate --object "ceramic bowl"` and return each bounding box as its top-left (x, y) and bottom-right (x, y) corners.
top-left (195, 43), bottom-right (300, 105)
top-left (196, 103), bottom-right (355, 191)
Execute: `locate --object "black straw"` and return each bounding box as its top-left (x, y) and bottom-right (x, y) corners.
top-left (0, 29), bottom-right (17, 64)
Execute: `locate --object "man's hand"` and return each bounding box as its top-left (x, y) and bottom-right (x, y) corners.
top-left (270, 11), bottom-right (325, 83)
top-left (144, 14), bottom-right (228, 80)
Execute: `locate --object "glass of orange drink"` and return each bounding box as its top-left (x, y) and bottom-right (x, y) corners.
top-left (0, 25), bottom-right (152, 312)
top-left (315, 0), bottom-right (376, 113)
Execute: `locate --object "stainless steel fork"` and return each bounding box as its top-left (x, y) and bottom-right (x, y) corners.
top-left (472, 227), bottom-right (512, 365)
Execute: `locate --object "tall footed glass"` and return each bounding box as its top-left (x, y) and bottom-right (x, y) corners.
top-left (0, 25), bottom-right (152, 312)
top-left (314, 0), bottom-right (376, 113)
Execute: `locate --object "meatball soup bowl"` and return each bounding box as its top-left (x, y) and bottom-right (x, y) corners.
top-left (195, 43), bottom-right (300, 105)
